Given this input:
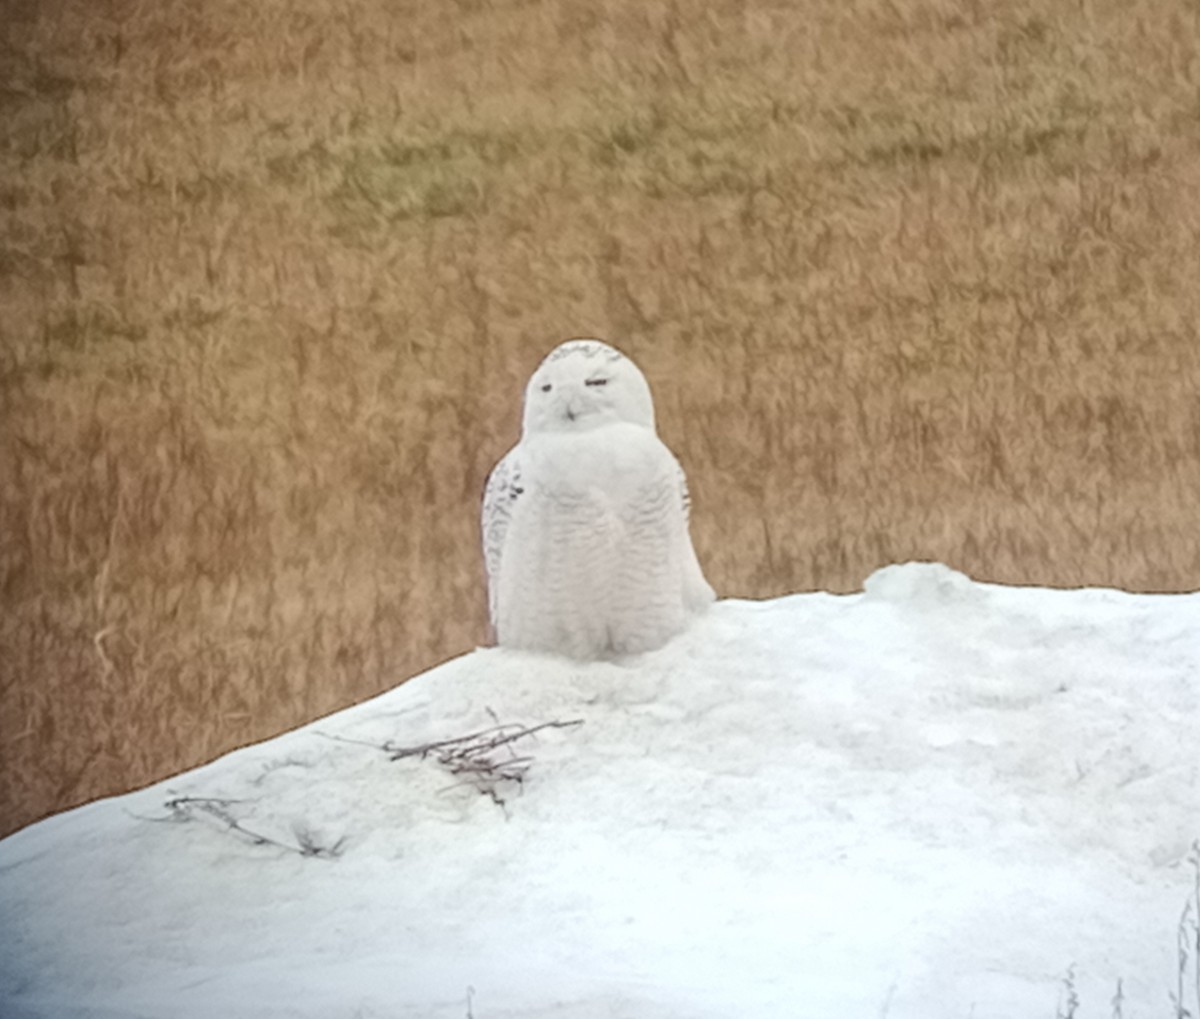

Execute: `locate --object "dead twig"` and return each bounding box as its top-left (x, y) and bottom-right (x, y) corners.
top-left (158, 795), bottom-right (346, 859)
top-left (318, 717), bottom-right (583, 810)
top-left (1056, 964), bottom-right (1079, 1019)
top-left (1173, 898), bottom-right (1194, 1019)
top-left (1185, 840), bottom-right (1200, 1019)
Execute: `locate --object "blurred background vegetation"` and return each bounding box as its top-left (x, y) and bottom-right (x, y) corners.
top-left (2, 0), bottom-right (1198, 837)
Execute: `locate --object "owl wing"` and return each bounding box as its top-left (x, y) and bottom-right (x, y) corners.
top-left (481, 447), bottom-right (524, 624)
top-left (675, 459), bottom-right (715, 608)
top-left (676, 461), bottom-right (692, 524)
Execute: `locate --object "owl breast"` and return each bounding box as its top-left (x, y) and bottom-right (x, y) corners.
top-left (494, 423), bottom-right (692, 658)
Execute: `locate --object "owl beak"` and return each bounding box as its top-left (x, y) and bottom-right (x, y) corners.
top-left (563, 395), bottom-right (587, 423)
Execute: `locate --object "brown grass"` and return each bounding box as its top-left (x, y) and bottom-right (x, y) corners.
top-left (2, 0), bottom-right (1199, 838)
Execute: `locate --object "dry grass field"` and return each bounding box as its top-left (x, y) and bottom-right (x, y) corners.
top-left (2, 0), bottom-right (1198, 837)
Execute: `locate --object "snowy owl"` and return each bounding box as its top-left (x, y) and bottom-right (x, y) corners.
top-left (482, 339), bottom-right (715, 659)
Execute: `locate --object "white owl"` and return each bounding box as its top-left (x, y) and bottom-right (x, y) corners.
top-left (482, 339), bottom-right (715, 659)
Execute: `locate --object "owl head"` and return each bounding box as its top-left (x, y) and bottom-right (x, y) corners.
top-left (522, 339), bottom-right (657, 435)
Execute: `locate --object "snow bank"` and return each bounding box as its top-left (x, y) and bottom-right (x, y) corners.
top-left (1, 563), bottom-right (1197, 1019)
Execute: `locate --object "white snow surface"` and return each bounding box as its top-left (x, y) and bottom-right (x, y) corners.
top-left (2, 562), bottom-right (1198, 1019)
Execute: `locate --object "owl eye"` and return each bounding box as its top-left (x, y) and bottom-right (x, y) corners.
top-left (585, 378), bottom-right (608, 387)
top-left (540, 383), bottom-right (552, 393)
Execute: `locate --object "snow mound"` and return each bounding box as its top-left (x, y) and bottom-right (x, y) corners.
top-left (863, 560), bottom-right (984, 606)
top-left (1, 564), bottom-right (1198, 1019)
